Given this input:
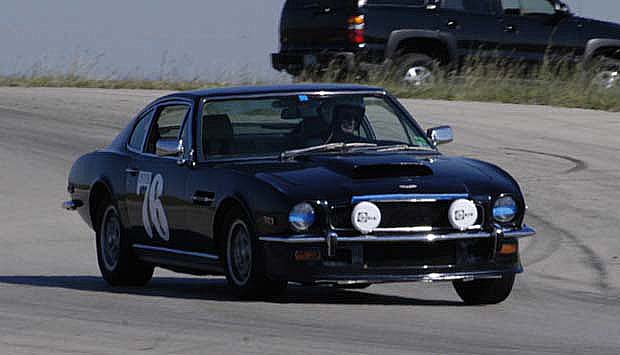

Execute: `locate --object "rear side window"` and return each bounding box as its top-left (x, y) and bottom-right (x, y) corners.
top-left (442, 0), bottom-right (496, 14)
top-left (128, 110), bottom-right (154, 151)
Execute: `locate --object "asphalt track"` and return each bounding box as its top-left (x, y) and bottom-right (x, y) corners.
top-left (0, 87), bottom-right (618, 354)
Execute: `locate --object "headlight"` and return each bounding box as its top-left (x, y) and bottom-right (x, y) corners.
top-left (493, 196), bottom-right (518, 223)
top-left (289, 203), bottom-right (316, 232)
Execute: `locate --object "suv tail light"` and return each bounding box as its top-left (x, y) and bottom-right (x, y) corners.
top-left (347, 15), bottom-right (365, 45)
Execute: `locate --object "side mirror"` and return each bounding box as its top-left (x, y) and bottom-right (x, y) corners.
top-left (156, 138), bottom-right (182, 157)
top-left (504, 8), bottom-right (521, 16)
top-left (427, 126), bottom-right (454, 146)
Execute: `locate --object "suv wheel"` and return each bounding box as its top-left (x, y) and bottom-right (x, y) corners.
top-left (390, 53), bottom-right (436, 86)
top-left (452, 273), bottom-right (516, 305)
top-left (223, 208), bottom-right (287, 299)
top-left (96, 202), bottom-right (154, 286)
top-left (590, 57), bottom-right (620, 89)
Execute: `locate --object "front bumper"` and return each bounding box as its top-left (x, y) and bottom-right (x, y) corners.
top-left (259, 226), bottom-right (535, 284)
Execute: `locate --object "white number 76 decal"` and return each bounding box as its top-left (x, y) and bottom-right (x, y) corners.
top-left (138, 172), bottom-right (170, 241)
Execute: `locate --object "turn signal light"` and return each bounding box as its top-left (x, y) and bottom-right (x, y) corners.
top-left (295, 249), bottom-right (321, 262)
top-left (348, 15), bottom-right (365, 25)
top-left (499, 243), bottom-right (518, 255)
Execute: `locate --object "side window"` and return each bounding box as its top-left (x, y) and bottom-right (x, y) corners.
top-left (520, 0), bottom-right (555, 15)
top-left (128, 110), bottom-right (154, 151)
top-left (145, 104), bottom-right (191, 154)
top-left (442, 0), bottom-right (495, 14)
top-left (501, 0), bottom-right (520, 13)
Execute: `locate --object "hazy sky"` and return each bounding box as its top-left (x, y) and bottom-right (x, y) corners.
top-left (0, 0), bottom-right (618, 82)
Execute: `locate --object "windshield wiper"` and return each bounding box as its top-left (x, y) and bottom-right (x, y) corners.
top-left (372, 144), bottom-right (435, 152)
top-left (280, 142), bottom-right (378, 160)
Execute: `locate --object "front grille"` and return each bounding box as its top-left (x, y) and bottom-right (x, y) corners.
top-left (330, 198), bottom-right (485, 232)
top-left (363, 239), bottom-right (491, 268)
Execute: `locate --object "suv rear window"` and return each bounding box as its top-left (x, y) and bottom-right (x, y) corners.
top-left (442, 0), bottom-right (496, 14)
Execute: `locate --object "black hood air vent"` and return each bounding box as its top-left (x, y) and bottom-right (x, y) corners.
top-left (351, 164), bottom-right (433, 179)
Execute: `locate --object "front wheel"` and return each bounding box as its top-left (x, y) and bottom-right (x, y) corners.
top-left (223, 208), bottom-right (287, 299)
top-left (452, 273), bottom-right (516, 305)
top-left (96, 202), bottom-right (154, 286)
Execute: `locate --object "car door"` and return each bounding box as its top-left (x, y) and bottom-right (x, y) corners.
top-left (500, 0), bottom-right (579, 62)
top-left (439, 0), bottom-right (503, 60)
top-left (125, 100), bottom-right (194, 251)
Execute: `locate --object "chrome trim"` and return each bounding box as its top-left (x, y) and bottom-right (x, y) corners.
top-left (133, 244), bottom-right (220, 260)
top-left (372, 225), bottom-right (482, 233)
top-left (62, 200), bottom-right (83, 211)
top-left (259, 225), bottom-right (536, 244)
top-left (351, 193), bottom-right (469, 204)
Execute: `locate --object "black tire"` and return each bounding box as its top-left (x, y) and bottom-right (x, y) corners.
top-left (222, 207), bottom-right (287, 299)
top-left (452, 273), bottom-right (516, 305)
top-left (589, 56), bottom-right (620, 89)
top-left (95, 201), bottom-right (154, 287)
top-left (388, 53), bottom-right (436, 86)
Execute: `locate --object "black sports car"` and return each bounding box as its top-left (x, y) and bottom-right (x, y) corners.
top-left (63, 84), bottom-right (535, 304)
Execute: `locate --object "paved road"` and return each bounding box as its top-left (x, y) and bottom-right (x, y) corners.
top-left (0, 87), bottom-right (618, 354)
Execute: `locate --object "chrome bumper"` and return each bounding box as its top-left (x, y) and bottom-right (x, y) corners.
top-left (260, 225), bottom-right (536, 257)
top-left (259, 225), bottom-right (536, 244)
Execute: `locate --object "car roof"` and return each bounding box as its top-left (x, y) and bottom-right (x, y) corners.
top-left (163, 83), bottom-right (386, 100)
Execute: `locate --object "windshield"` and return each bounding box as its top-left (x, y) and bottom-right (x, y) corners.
top-left (200, 93), bottom-right (432, 159)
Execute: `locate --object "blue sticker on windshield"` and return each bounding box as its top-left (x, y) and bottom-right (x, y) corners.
top-left (298, 95), bottom-right (309, 102)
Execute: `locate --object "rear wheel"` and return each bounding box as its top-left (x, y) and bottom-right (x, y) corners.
top-left (590, 56), bottom-right (620, 89)
top-left (389, 53), bottom-right (437, 86)
top-left (452, 273), bottom-right (516, 305)
top-left (223, 208), bottom-right (287, 299)
top-left (96, 201), bottom-right (154, 286)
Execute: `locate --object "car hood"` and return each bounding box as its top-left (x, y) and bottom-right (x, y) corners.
top-left (226, 152), bottom-right (520, 201)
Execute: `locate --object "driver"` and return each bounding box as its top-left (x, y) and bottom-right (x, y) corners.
top-left (327, 104), bottom-right (366, 143)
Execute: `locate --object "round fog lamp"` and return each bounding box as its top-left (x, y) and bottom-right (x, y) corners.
top-left (448, 199), bottom-right (478, 231)
top-left (493, 196), bottom-right (518, 223)
top-left (289, 203), bottom-right (316, 232)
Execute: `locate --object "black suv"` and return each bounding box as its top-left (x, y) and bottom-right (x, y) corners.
top-left (272, 0), bottom-right (620, 86)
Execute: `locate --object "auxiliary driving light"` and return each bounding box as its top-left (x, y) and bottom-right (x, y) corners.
top-left (448, 199), bottom-right (478, 231)
top-left (493, 196), bottom-right (518, 223)
top-left (289, 202), bottom-right (316, 232)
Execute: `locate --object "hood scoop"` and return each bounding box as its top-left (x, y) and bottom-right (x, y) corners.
top-left (351, 163), bottom-right (433, 179)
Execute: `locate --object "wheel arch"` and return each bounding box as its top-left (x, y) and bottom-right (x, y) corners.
top-left (385, 30), bottom-right (457, 64)
top-left (584, 39), bottom-right (620, 65)
top-left (212, 195), bottom-right (255, 253)
top-left (89, 177), bottom-right (116, 232)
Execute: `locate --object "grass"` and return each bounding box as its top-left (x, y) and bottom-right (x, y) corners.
top-left (1, 58), bottom-right (619, 111)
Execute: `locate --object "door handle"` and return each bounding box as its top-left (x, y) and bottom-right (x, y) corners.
top-left (504, 25), bottom-right (516, 33)
top-left (447, 20), bottom-right (458, 29)
top-left (125, 168), bottom-right (139, 176)
top-left (192, 191), bottom-right (215, 206)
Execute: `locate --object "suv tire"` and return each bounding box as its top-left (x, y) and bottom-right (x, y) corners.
top-left (389, 53), bottom-right (436, 86)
